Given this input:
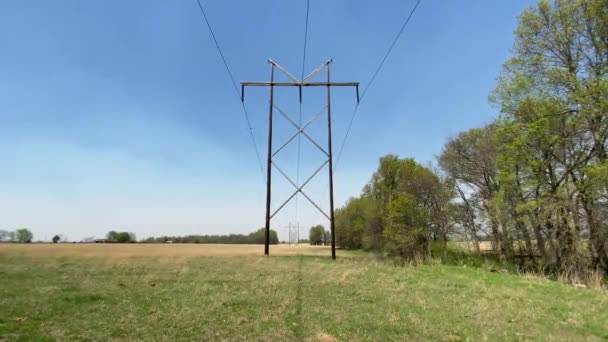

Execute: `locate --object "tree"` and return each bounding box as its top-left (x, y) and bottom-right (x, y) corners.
top-left (15, 228), bottom-right (33, 243)
top-left (116, 232), bottom-right (131, 243)
top-left (268, 230), bottom-right (279, 245)
top-left (335, 197), bottom-right (368, 249)
top-left (488, 0), bottom-right (608, 276)
top-left (334, 155), bottom-right (455, 262)
top-left (106, 231), bottom-right (135, 243)
top-left (249, 228), bottom-right (279, 245)
top-left (106, 230), bottom-right (119, 241)
top-left (324, 230), bottom-right (331, 246)
top-left (439, 125), bottom-right (512, 260)
top-left (52, 235), bottom-right (61, 243)
top-left (0, 230), bottom-right (9, 242)
top-left (309, 225), bottom-right (325, 245)
top-left (383, 192), bottom-right (429, 260)
top-left (427, 173), bottom-right (458, 261)
top-left (368, 156), bottom-right (447, 260)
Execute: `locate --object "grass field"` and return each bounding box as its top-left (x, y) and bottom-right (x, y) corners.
top-left (1, 244), bottom-right (607, 341)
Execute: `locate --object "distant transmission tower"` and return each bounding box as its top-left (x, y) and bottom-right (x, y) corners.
top-left (284, 222), bottom-right (300, 245)
top-left (242, 59), bottom-right (359, 259)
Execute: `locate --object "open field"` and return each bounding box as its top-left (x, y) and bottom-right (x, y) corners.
top-left (0, 243), bottom-right (335, 258)
top-left (1, 244), bottom-right (607, 341)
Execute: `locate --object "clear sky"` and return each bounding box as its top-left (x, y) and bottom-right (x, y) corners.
top-left (0, 0), bottom-right (536, 241)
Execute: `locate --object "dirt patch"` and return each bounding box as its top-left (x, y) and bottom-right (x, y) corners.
top-left (307, 332), bottom-right (338, 342)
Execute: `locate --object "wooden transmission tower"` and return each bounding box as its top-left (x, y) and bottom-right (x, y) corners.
top-left (241, 59), bottom-right (359, 259)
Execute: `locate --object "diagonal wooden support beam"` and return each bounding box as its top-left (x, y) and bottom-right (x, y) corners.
top-left (270, 160), bottom-right (329, 220)
top-left (273, 105), bottom-right (328, 157)
top-left (240, 59), bottom-right (358, 259)
top-left (272, 105), bottom-right (326, 157)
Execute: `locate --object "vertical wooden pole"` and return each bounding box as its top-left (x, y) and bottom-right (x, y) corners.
top-left (327, 64), bottom-right (336, 260)
top-left (265, 64), bottom-right (275, 256)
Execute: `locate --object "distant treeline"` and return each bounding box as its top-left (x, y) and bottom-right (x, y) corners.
top-left (141, 228), bottom-right (279, 245)
top-left (0, 228), bottom-right (33, 243)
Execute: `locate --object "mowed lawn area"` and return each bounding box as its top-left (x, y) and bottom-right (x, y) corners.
top-left (1, 244), bottom-right (607, 341)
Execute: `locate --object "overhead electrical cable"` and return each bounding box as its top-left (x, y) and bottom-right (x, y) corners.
top-left (195, 0), bottom-right (265, 181)
top-left (315, 0), bottom-right (423, 224)
top-left (333, 0), bottom-right (423, 172)
top-left (295, 0), bottom-right (311, 227)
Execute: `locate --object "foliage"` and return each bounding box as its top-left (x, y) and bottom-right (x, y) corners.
top-left (249, 228), bottom-right (279, 245)
top-left (335, 197), bottom-right (375, 249)
top-left (335, 156), bottom-right (454, 261)
top-left (14, 228), bottom-right (33, 243)
top-left (141, 229), bottom-right (279, 245)
top-left (106, 231), bottom-right (135, 243)
top-left (440, 0), bottom-right (608, 279)
top-left (52, 235), bottom-right (61, 243)
top-left (335, 0), bottom-right (608, 279)
top-left (308, 225), bottom-right (326, 245)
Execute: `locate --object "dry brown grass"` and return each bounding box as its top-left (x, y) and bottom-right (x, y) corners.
top-left (306, 332), bottom-right (338, 342)
top-left (0, 243), bottom-right (333, 258)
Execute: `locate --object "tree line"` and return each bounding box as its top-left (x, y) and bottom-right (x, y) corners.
top-left (141, 228), bottom-right (279, 245)
top-left (0, 228), bottom-right (33, 243)
top-left (335, 0), bottom-right (607, 281)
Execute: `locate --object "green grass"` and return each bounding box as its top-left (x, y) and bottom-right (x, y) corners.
top-left (1, 252), bottom-right (607, 341)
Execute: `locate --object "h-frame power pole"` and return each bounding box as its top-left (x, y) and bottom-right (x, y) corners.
top-left (241, 59), bottom-right (359, 259)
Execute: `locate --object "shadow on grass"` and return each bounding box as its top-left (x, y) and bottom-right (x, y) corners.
top-left (292, 254), bottom-right (304, 341)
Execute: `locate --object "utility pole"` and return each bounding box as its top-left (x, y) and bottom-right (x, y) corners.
top-left (242, 59), bottom-right (359, 259)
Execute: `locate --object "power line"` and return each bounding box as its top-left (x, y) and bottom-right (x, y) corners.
top-left (195, 0), bottom-right (265, 181)
top-left (300, 0), bottom-right (311, 80)
top-left (295, 0), bottom-right (311, 226)
top-left (314, 0), bottom-right (423, 223)
top-left (333, 0), bottom-right (422, 172)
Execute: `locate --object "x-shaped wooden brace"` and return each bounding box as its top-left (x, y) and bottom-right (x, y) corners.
top-left (241, 58), bottom-right (359, 258)
top-left (270, 104), bottom-right (330, 220)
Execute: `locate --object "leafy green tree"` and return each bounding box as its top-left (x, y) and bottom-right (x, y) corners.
top-left (15, 228), bottom-right (33, 243)
top-left (0, 230), bottom-right (9, 242)
top-left (335, 155), bottom-right (455, 261)
top-left (439, 125), bottom-right (512, 260)
top-left (383, 193), bottom-right (429, 260)
top-left (52, 235), bottom-right (61, 243)
top-left (106, 230), bottom-right (119, 241)
top-left (370, 156), bottom-right (447, 260)
top-left (324, 230), bottom-right (331, 246)
top-left (488, 0), bottom-right (608, 275)
top-left (335, 197), bottom-right (371, 249)
top-left (107, 231), bottom-right (134, 243)
top-left (249, 228), bottom-right (279, 245)
top-left (309, 225), bottom-right (325, 245)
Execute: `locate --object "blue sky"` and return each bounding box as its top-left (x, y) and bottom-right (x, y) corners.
top-left (0, 0), bottom-right (536, 241)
